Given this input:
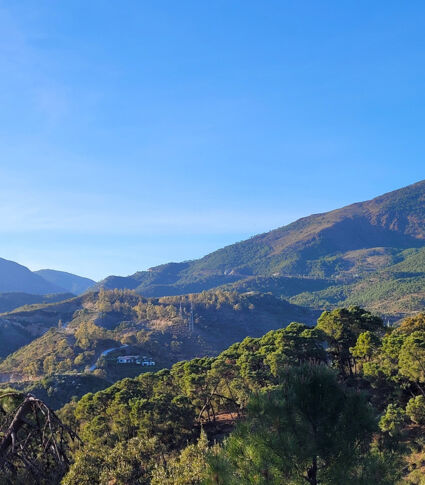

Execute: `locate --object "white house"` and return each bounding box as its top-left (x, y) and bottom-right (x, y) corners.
top-left (117, 355), bottom-right (155, 366)
top-left (117, 355), bottom-right (139, 364)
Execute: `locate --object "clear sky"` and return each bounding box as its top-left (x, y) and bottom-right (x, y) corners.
top-left (0, 1), bottom-right (424, 280)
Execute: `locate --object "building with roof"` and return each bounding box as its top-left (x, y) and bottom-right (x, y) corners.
top-left (117, 355), bottom-right (155, 366)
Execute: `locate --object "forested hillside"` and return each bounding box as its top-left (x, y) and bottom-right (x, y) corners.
top-left (290, 246), bottom-right (425, 314)
top-left (93, 180), bottom-right (425, 315)
top-left (3, 307), bottom-right (425, 484)
top-left (0, 289), bottom-right (314, 387)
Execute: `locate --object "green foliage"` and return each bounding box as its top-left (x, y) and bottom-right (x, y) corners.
top-left (317, 306), bottom-right (383, 376)
top-left (151, 429), bottom-right (218, 485)
top-left (359, 331), bottom-right (404, 386)
top-left (59, 323), bottom-right (327, 484)
top-left (4, 304), bottom-right (425, 484)
top-left (395, 313), bottom-right (425, 335)
top-left (399, 331), bottom-right (425, 388)
top-left (379, 404), bottom-right (406, 437)
top-left (56, 306), bottom-right (425, 484)
top-left (0, 328), bottom-right (78, 376)
top-left (63, 439), bottom-right (161, 485)
top-left (406, 395), bottom-right (425, 425)
top-left (208, 364), bottom-right (377, 485)
top-left (351, 331), bottom-right (381, 360)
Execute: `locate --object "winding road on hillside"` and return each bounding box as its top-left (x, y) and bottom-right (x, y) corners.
top-left (89, 344), bottom-right (128, 372)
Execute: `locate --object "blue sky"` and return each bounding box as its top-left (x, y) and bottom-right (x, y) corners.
top-left (0, 1), bottom-right (424, 280)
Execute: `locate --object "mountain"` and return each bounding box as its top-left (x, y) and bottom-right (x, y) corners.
top-left (0, 258), bottom-right (66, 294)
top-left (95, 180), bottom-right (425, 315)
top-left (0, 257), bottom-right (95, 297)
top-left (35, 269), bottom-right (95, 294)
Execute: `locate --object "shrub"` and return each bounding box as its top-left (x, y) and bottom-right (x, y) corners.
top-left (406, 395), bottom-right (425, 425)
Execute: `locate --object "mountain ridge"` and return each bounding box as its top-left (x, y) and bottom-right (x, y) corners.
top-left (94, 180), bottom-right (425, 313)
top-left (0, 257), bottom-right (95, 297)
top-left (35, 269), bottom-right (95, 294)
top-left (0, 258), bottom-right (66, 295)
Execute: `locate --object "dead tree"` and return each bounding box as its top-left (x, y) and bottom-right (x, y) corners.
top-left (0, 392), bottom-right (80, 484)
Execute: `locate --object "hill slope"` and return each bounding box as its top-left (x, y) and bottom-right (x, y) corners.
top-left (95, 180), bottom-right (425, 314)
top-left (0, 289), bottom-right (316, 380)
top-left (35, 269), bottom-right (95, 294)
top-left (0, 294), bottom-right (84, 358)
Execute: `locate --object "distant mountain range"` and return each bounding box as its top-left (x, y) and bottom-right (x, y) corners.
top-left (95, 180), bottom-right (425, 315)
top-left (34, 269), bottom-right (95, 295)
top-left (0, 258), bottom-right (95, 296)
